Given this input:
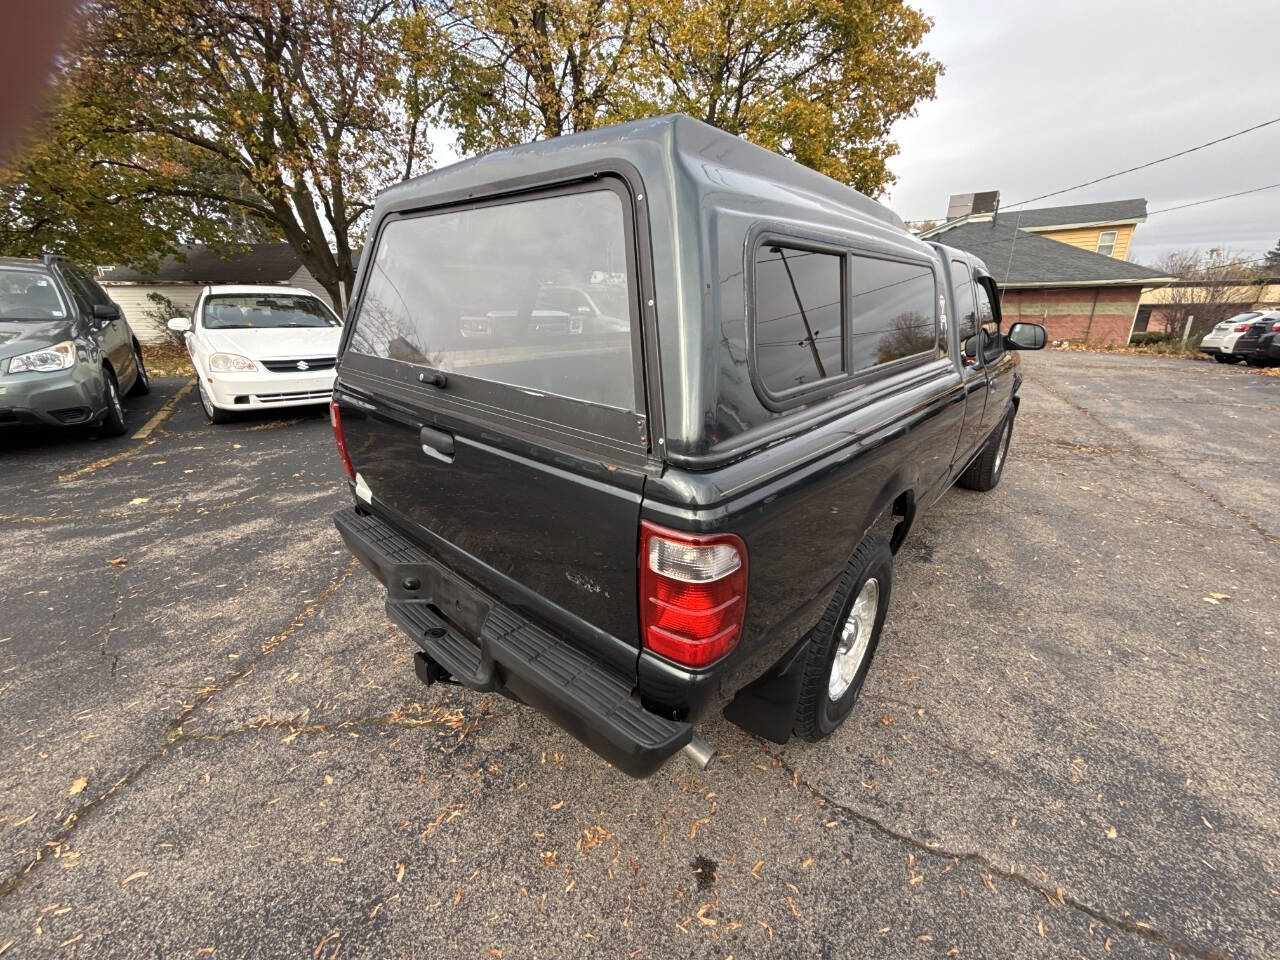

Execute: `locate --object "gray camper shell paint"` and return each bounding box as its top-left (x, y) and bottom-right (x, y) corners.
top-left (353, 114), bottom-right (938, 468)
top-left (333, 115), bottom-right (1038, 776)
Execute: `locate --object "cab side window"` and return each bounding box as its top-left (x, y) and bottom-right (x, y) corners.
top-left (975, 278), bottom-right (1003, 364)
top-left (949, 260), bottom-right (979, 365)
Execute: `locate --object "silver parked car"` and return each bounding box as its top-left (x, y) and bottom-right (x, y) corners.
top-left (0, 255), bottom-right (149, 435)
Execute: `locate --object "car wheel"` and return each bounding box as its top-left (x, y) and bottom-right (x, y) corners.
top-left (100, 369), bottom-right (128, 437)
top-left (1213, 354), bottom-right (1232, 364)
top-left (197, 379), bottom-right (233, 424)
top-left (127, 341), bottom-right (151, 396)
top-left (1245, 357), bottom-right (1266, 368)
top-left (1223, 355), bottom-right (1244, 364)
top-left (958, 412), bottom-right (1013, 492)
top-left (794, 534), bottom-right (892, 742)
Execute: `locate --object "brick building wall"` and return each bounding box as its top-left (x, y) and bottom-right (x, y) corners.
top-left (998, 286), bottom-right (1142, 344)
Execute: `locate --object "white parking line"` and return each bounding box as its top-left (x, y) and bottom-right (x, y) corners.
top-left (131, 378), bottom-right (196, 441)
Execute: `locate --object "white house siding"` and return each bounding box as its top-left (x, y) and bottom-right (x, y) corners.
top-left (287, 265), bottom-right (334, 305)
top-left (101, 283), bottom-right (201, 344)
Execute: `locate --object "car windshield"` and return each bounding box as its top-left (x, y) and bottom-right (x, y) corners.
top-left (202, 294), bottom-right (339, 330)
top-left (0, 268), bottom-right (69, 321)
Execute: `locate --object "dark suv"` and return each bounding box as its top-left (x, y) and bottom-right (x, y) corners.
top-left (0, 255), bottom-right (149, 434)
top-left (330, 116), bottom-right (1045, 777)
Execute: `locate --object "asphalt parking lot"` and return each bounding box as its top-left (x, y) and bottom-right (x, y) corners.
top-left (0, 351), bottom-right (1276, 959)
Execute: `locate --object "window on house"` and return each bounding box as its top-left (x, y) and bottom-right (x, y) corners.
top-left (1096, 231), bottom-right (1118, 257)
top-left (754, 244), bottom-right (845, 394)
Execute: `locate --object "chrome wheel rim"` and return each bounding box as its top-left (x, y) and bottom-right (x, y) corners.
top-left (828, 577), bottom-right (879, 701)
top-left (135, 348), bottom-right (148, 387)
top-left (108, 377), bottom-right (122, 419)
top-left (993, 421), bottom-right (1009, 475)
top-left (198, 381), bottom-right (214, 419)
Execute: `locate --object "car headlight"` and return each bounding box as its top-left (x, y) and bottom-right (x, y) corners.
top-left (8, 340), bottom-right (76, 374)
top-left (208, 352), bottom-right (258, 372)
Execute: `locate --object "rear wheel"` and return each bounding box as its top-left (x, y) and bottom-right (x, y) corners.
top-left (1245, 357), bottom-right (1266, 368)
top-left (1213, 354), bottom-right (1232, 364)
top-left (958, 412), bottom-right (1013, 492)
top-left (100, 369), bottom-right (127, 437)
top-left (794, 534), bottom-right (892, 742)
top-left (127, 341), bottom-right (150, 396)
top-left (197, 379), bottom-right (233, 424)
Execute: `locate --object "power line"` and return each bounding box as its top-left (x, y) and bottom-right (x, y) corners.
top-left (1147, 182), bottom-right (1280, 216)
top-left (1003, 115), bottom-right (1280, 208)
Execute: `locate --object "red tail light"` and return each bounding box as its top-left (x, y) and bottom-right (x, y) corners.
top-left (1272, 322), bottom-right (1280, 332)
top-left (330, 400), bottom-right (355, 480)
top-left (639, 522), bottom-right (747, 668)
top-left (1234, 323), bottom-right (1251, 332)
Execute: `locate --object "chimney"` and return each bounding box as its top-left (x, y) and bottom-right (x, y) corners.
top-left (946, 191), bottom-right (1000, 221)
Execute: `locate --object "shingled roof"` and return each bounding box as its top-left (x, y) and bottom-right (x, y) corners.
top-left (993, 198), bottom-right (1147, 230)
top-left (98, 244), bottom-right (304, 284)
top-left (930, 218), bottom-right (1172, 288)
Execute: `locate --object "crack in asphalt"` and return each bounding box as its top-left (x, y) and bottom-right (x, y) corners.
top-left (1027, 373), bottom-right (1280, 547)
top-left (0, 558), bottom-right (360, 906)
top-left (764, 748), bottom-right (1230, 960)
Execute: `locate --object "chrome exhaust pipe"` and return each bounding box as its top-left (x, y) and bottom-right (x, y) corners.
top-left (682, 734), bottom-right (716, 770)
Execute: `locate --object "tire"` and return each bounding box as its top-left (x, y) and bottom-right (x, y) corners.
top-left (197, 378), bottom-right (233, 424)
top-left (1222, 355), bottom-right (1243, 364)
top-left (1213, 354), bottom-right (1232, 364)
top-left (794, 534), bottom-right (892, 742)
top-left (127, 341), bottom-right (151, 396)
top-left (958, 412), bottom-right (1013, 492)
top-left (1245, 357), bottom-right (1266, 368)
top-left (100, 369), bottom-right (128, 436)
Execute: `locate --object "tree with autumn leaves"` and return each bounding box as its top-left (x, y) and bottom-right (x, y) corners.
top-left (0, 0), bottom-right (940, 307)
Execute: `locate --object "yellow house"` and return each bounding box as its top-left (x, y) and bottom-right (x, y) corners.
top-left (937, 198), bottom-right (1147, 261)
top-left (1009, 199), bottom-right (1146, 260)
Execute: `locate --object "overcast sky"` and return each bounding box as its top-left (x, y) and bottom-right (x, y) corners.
top-left (882, 0), bottom-right (1280, 265)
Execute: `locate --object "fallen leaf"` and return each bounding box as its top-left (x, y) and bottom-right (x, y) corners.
top-left (68, 778), bottom-right (87, 797)
top-left (328, 856), bottom-right (344, 864)
top-left (122, 870), bottom-right (148, 886)
top-left (695, 903), bottom-right (716, 926)
top-left (1105, 826), bottom-right (1118, 839)
top-left (108, 557), bottom-right (127, 567)
top-left (129, 497), bottom-right (150, 506)
top-left (880, 713), bottom-right (893, 726)
top-left (1201, 816), bottom-right (1213, 830)
top-left (395, 861), bottom-right (405, 883)
top-left (919, 934), bottom-right (934, 942)
top-left (1207, 592), bottom-right (1231, 601)
top-left (1037, 916), bottom-right (1046, 937)
top-left (981, 874), bottom-right (997, 893)
top-left (750, 859), bottom-right (764, 880)
top-left (549, 800), bottom-right (564, 811)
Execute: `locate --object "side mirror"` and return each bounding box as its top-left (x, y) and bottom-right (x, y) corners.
top-left (167, 316), bottom-right (192, 333)
top-left (92, 303), bottom-right (120, 322)
top-left (1006, 322), bottom-right (1046, 350)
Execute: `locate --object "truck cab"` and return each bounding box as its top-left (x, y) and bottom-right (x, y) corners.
top-left (331, 116), bottom-right (1045, 777)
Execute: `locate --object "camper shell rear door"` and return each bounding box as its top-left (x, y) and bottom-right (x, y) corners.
top-left (333, 174), bottom-right (659, 675)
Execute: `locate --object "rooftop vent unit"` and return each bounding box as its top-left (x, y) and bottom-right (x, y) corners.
top-left (946, 191), bottom-right (1000, 221)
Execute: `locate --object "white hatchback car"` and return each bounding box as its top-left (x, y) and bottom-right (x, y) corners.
top-left (168, 285), bottom-right (342, 423)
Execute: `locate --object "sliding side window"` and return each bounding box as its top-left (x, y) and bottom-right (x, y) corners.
top-left (753, 244), bottom-right (845, 395)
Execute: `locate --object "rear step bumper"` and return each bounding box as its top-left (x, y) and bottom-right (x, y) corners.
top-left (334, 506), bottom-right (692, 777)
